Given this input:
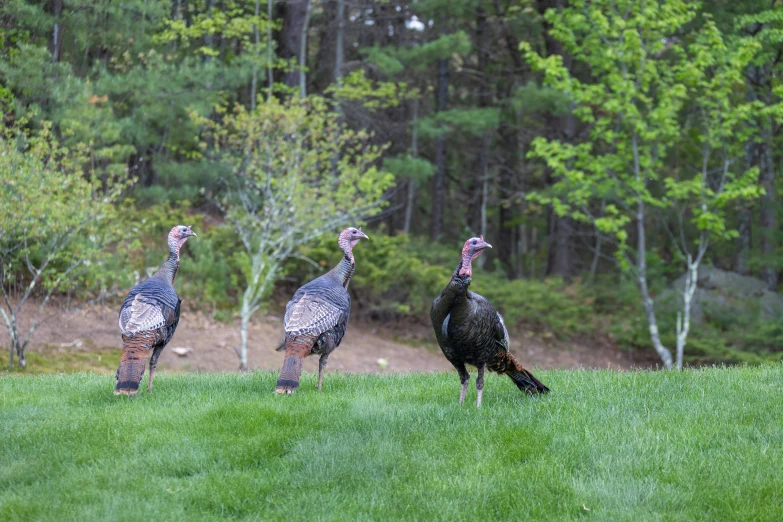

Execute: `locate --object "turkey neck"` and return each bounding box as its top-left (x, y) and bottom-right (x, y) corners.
top-left (329, 249), bottom-right (355, 288)
top-left (153, 250), bottom-right (179, 286)
top-left (447, 259), bottom-right (473, 305)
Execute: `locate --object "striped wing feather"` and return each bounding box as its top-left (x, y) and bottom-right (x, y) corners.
top-left (284, 277), bottom-right (350, 337)
top-left (118, 278), bottom-right (179, 336)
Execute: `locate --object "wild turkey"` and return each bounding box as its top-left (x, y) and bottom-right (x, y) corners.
top-left (275, 227), bottom-right (369, 394)
top-left (115, 225), bottom-right (196, 395)
top-left (431, 236), bottom-right (549, 406)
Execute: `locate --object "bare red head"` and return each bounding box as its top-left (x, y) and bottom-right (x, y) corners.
top-left (167, 225), bottom-right (197, 254)
top-left (458, 235), bottom-right (492, 277)
top-left (338, 227), bottom-right (369, 255)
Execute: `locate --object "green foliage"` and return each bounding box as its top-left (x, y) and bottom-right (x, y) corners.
top-left (362, 45), bottom-right (406, 77)
top-left (417, 107), bottom-right (501, 140)
top-left (521, 0), bottom-right (778, 366)
top-left (2, 367), bottom-right (783, 519)
top-left (382, 154), bottom-right (434, 183)
top-left (286, 234), bottom-right (595, 337)
top-left (0, 0), bottom-right (267, 206)
top-left (523, 1), bottom-right (762, 254)
top-left (83, 201), bottom-right (244, 320)
top-left (0, 122), bottom-right (123, 292)
top-left (476, 277), bottom-right (595, 338)
top-left (0, 121), bottom-right (125, 366)
top-left (2, 0), bottom-right (782, 366)
top-left (511, 81), bottom-right (572, 115)
top-left (327, 70), bottom-right (412, 109)
top-left (591, 274), bottom-right (783, 365)
top-left (197, 94), bottom-right (395, 365)
top-left (366, 31), bottom-right (472, 72)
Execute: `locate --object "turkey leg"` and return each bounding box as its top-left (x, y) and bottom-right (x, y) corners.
top-left (317, 354), bottom-right (329, 391)
top-left (476, 363), bottom-right (485, 407)
top-left (148, 346), bottom-right (164, 391)
top-left (454, 361), bottom-right (470, 404)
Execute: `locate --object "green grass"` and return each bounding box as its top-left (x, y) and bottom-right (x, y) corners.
top-left (1, 367), bottom-right (782, 521)
top-left (2, 346), bottom-right (118, 374)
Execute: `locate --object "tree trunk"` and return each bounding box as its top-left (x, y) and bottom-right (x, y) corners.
top-left (51, 0), bottom-right (63, 63)
top-left (496, 110), bottom-right (518, 278)
top-left (467, 5), bottom-right (491, 235)
top-left (299, 0), bottom-right (312, 97)
top-left (3, 314), bottom-right (26, 369)
top-left (251, 0), bottom-right (260, 109)
top-left (203, 0), bottom-right (215, 58)
top-left (759, 129), bottom-right (777, 289)
top-left (430, 58), bottom-right (448, 240)
top-left (735, 82), bottom-right (759, 274)
top-left (310, 0), bottom-right (335, 93)
top-left (517, 223), bottom-right (527, 278)
top-left (734, 116), bottom-right (758, 275)
top-left (638, 199), bottom-right (672, 369)
top-left (267, 0), bottom-right (274, 97)
top-left (335, 0), bottom-right (344, 86)
top-left (239, 310), bottom-right (249, 372)
top-left (279, 0), bottom-right (309, 90)
top-left (538, 0), bottom-right (576, 278)
top-left (404, 98), bottom-right (419, 235)
top-left (633, 131), bottom-right (673, 369)
top-left (480, 168), bottom-right (488, 240)
top-left (550, 216), bottom-right (572, 278)
top-left (676, 254), bottom-right (701, 370)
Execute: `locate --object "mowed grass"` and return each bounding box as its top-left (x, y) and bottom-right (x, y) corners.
top-left (1, 367), bottom-right (782, 521)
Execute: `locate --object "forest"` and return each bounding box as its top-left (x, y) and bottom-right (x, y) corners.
top-left (2, 0), bottom-right (783, 371)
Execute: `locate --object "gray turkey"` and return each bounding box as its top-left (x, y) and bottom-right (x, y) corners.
top-left (275, 227), bottom-right (368, 394)
top-left (115, 225), bottom-right (196, 395)
top-left (431, 236), bottom-right (549, 406)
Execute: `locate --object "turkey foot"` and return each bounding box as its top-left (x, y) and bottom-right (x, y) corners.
top-left (459, 381), bottom-right (469, 404)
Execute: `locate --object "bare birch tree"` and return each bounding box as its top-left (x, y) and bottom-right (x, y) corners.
top-left (198, 96), bottom-right (393, 370)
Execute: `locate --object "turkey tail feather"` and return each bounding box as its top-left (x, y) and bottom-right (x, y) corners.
top-left (275, 336), bottom-right (315, 394)
top-left (115, 332), bottom-right (155, 396)
top-left (495, 352), bottom-right (549, 394)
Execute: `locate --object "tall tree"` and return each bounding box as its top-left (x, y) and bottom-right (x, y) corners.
top-left (525, 1), bottom-right (768, 368)
top-left (430, 57), bottom-right (448, 240)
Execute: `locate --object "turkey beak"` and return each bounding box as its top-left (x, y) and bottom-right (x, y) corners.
top-left (187, 226), bottom-right (197, 238)
top-left (482, 242), bottom-right (492, 250)
top-left (358, 231), bottom-right (369, 240)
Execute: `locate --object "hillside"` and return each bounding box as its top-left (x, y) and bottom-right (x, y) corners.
top-left (1, 367), bottom-right (782, 520)
top-left (2, 303), bottom-right (653, 375)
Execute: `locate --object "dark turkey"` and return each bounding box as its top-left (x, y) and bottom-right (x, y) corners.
top-left (431, 236), bottom-right (549, 406)
top-left (275, 227), bottom-right (368, 394)
top-left (115, 225), bottom-right (196, 395)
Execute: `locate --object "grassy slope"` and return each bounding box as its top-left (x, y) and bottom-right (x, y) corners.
top-left (1, 367), bottom-right (782, 521)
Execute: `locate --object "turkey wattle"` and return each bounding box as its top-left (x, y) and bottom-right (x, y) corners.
top-left (430, 236), bottom-right (549, 406)
top-left (115, 225), bottom-right (196, 395)
top-left (275, 227), bottom-right (368, 394)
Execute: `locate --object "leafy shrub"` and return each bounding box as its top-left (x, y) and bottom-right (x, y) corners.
top-left (76, 204), bottom-right (783, 364)
top-left (81, 202), bottom-right (244, 320)
top-left (286, 234), bottom-right (596, 337)
top-left (603, 274), bottom-right (783, 364)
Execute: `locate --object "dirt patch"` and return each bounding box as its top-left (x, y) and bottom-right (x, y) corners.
top-left (1, 302), bottom-right (656, 374)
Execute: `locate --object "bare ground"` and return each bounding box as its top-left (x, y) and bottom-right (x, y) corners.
top-left (1, 302), bottom-right (657, 374)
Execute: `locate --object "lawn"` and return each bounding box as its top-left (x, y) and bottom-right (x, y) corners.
top-left (1, 366), bottom-right (782, 521)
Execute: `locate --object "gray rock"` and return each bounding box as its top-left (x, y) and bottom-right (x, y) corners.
top-left (665, 266), bottom-right (783, 323)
